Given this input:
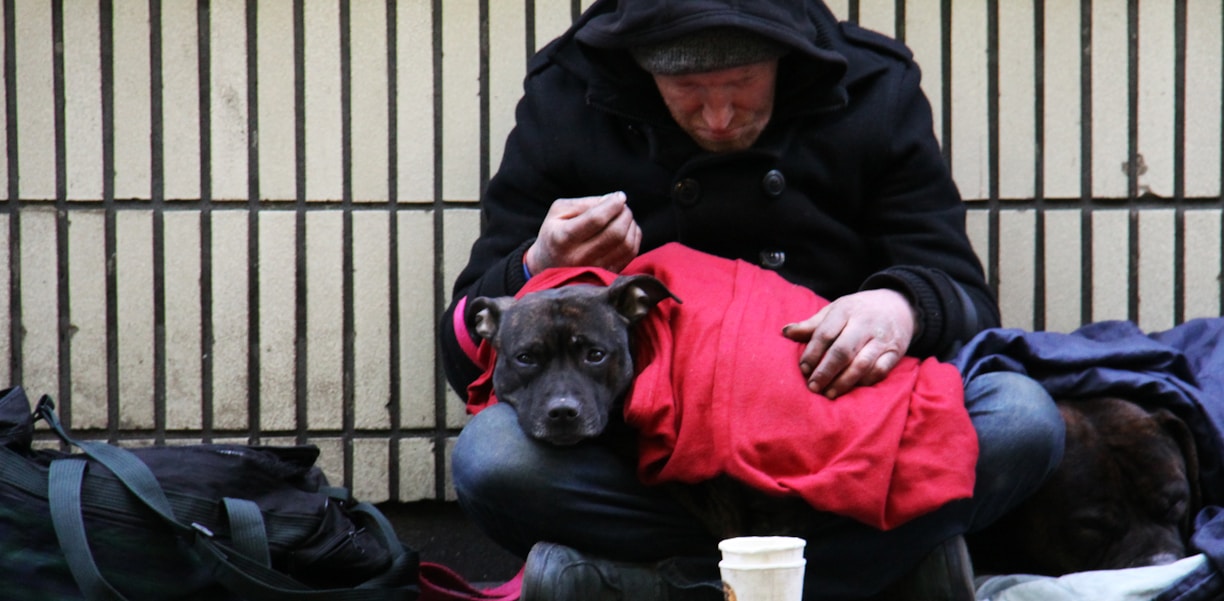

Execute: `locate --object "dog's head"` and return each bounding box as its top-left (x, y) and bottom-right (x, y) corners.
top-left (980, 396), bottom-right (1200, 575)
top-left (466, 274), bottom-right (677, 446)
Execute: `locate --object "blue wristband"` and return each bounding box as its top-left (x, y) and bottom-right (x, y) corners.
top-left (522, 260), bottom-right (532, 280)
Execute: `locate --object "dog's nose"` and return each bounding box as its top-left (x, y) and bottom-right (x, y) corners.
top-left (547, 399), bottom-right (581, 422)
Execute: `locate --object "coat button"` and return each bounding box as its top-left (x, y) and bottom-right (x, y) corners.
top-left (672, 178), bottom-right (701, 206)
top-left (760, 249), bottom-right (786, 269)
top-left (762, 169), bottom-right (786, 198)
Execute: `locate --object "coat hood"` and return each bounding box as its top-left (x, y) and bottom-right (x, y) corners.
top-left (546, 0), bottom-right (853, 125)
top-left (574, 0), bottom-right (848, 79)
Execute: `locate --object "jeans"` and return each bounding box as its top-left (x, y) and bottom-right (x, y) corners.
top-left (451, 371), bottom-right (1065, 600)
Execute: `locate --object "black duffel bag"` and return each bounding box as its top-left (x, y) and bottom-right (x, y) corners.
top-left (0, 385), bottom-right (420, 600)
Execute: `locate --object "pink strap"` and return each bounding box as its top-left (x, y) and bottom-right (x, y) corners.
top-left (418, 562), bottom-right (524, 601)
top-left (452, 296), bottom-right (483, 365)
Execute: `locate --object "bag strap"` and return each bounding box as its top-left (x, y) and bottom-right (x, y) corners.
top-left (350, 500), bottom-right (421, 587)
top-left (38, 396), bottom-right (418, 601)
top-left (37, 397), bottom-right (187, 533)
top-left (48, 458), bottom-right (130, 601)
top-left (224, 497), bottom-right (273, 567)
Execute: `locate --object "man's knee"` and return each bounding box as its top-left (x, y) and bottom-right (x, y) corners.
top-left (966, 371), bottom-right (1065, 459)
top-left (964, 371), bottom-right (1066, 525)
top-left (453, 403), bottom-right (544, 500)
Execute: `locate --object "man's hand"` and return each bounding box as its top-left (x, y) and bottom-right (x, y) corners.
top-left (525, 191), bottom-right (642, 274)
top-left (781, 289), bottom-right (917, 400)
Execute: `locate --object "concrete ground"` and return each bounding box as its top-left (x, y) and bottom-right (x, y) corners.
top-left (377, 501), bottom-right (524, 587)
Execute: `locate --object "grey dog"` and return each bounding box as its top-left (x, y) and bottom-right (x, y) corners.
top-left (465, 274), bottom-right (676, 446)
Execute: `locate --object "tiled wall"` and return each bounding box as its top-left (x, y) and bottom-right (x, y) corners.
top-left (1, 0), bottom-right (1221, 502)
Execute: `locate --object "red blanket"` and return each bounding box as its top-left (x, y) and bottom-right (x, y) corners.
top-left (464, 243), bottom-right (977, 530)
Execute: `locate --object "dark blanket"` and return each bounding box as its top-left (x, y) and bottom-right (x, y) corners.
top-left (952, 319), bottom-right (1224, 600)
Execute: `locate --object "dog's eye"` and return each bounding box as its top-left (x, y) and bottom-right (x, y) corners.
top-left (1072, 513), bottom-right (1123, 539)
top-left (1160, 495), bottom-right (1189, 523)
top-left (585, 349), bottom-right (607, 364)
top-left (514, 352), bottom-right (538, 366)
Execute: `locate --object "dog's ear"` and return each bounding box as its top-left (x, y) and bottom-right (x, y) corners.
top-left (1152, 408), bottom-right (1202, 531)
top-left (605, 275), bottom-right (680, 323)
top-left (465, 296), bottom-right (516, 341)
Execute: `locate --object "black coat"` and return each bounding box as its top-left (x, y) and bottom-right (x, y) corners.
top-left (441, 0), bottom-right (999, 396)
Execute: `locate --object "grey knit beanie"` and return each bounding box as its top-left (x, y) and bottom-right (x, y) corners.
top-left (631, 27), bottom-right (789, 75)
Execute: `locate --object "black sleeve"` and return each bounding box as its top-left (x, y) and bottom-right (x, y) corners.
top-left (856, 56), bottom-right (1000, 359)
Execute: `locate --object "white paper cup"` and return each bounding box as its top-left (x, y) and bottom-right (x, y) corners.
top-left (718, 537), bottom-right (806, 601)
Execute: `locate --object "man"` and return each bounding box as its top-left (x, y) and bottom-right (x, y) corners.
top-left (440, 1), bottom-right (1065, 599)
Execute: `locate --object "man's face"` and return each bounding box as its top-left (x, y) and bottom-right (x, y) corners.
top-left (651, 60), bottom-right (778, 153)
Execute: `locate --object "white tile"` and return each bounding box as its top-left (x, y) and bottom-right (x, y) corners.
top-left (396, 0), bottom-right (436, 203)
top-left (353, 437), bottom-right (390, 503)
top-left (1186, 0), bottom-right (1223, 198)
top-left (489, 0), bottom-right (527, 181)
top-left (68, 210), bottom-right (108, 428)
top-left (905, 0), bottom-right (944, 149)
top-left (535, 0), bottom-right (575, 51)
top-left (210, 0), bottom-right (251, 201)
top-left (825, 0), bottom-right (849, 22)
top-left (998, 210), bottom-right (1036, 330)
top-left (116, 211), bottom-right (156, 428)
top-left (311, 436), bottom-right (347, 488)
top-left (162, 0), bottom-right (202, 200)
top-left (1042, 209), bottom-right (1085, 333)
top-left (1091, 210), bottom-right (1131, 322)
top-left (1137, 209), bottom-right (1176, 331)
top-left (965, 209), bottom-right (991, 286)
top-left (20, 209), bottom-right (59, 400)
top-left (998, 1), bottom-right (1036, 200)
top-left (442, 436), bottom-right (457, 501)
top-left (441, 0), bottom-right (481, 202)
top-left (353, 211), bottom-right (391, 430)
top-left (164, 212), bottom-right (203, 430)
top-left (950, 0), bottom-right (989, 200)
top-left (398, 437), bottom-right (436, 502)
top-left (0, 216), bottom-right (9, 385)
top-left (0, 2), bottom-right (6, 197)
top-left (305, 0), bottom-right (343, 201)
top-left (351, 0), bottom-right (391, 203)
top-left (64, 1), bottom-right (103, 201)
top-left (211, 210), bottom-right (250, 430)
top-left (398, 211), bottom-right (435, 430)
top-left (259, 211), bottom-right (298, 431)
top-left (1183, 209), bottom-right (1222, 320)
top-left (306, 211), bottom-right (344, 430)
top-left (256, 0), bottom-right (297, 201)
top-left (1137, 2), bottom-right (1176, 199)
top-left (1042, 3), bottom-right (1083, 200)
top-left (113, 0), bottom-right (153, 200)
top-left (857, 0), bottom-right (896, 37)
top-left (16, 0), bottom-right (56, 200)
top-left (1090, 1), bottom-right (1130, 198)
